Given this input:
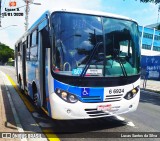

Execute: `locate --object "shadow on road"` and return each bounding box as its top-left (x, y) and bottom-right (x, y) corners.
top-left (49, 117), bottom-right (127, 138)
top-left (51, 117), bottom-right (126, 133)
top-left (36, 107), bottom-right (127, 136)
top-left (1, 85), bottom-right (17, 130)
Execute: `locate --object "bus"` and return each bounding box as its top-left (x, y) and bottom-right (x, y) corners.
top-left (15, 9), bottom-right (141, 119)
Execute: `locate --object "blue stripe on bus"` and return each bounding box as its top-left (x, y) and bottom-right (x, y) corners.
top-left (54, 79), bottom-right (104, 102)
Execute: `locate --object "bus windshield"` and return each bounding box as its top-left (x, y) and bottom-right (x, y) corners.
top-left (51, 12), bottom-right (140, 77)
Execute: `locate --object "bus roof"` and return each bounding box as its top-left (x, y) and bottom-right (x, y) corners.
top-left (49, 8), bottom-right (136, 22)
top-left (15, 8), bottom-right (137, 46)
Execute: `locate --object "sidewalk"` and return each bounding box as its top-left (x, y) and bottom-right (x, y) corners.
top-left (0, 72), bottom-right (20, 141)
top-left (140, 79), bottom-right (160, 93)
top-left (0, 70), bottom-right (48, 141)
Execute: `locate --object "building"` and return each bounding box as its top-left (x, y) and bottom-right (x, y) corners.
top-left (139, 26), bottom-right (160, 56)
top-left (139, 26), bottom-right (160, 80)
top-left (146, 23), bottom-right (160, 28)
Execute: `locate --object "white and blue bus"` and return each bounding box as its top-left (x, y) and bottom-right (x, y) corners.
top-left (15, 9), bottom-right (141, 119)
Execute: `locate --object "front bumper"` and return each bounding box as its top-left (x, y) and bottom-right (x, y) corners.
top-left (49, 91), bottom-right (140, 120)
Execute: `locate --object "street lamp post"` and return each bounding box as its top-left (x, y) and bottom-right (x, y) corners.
top-left (25, 0), bottom-right (29, 31)
top-left (23, 0), bottom-right (41, 31)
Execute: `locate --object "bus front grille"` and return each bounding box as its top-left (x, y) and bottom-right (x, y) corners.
top-left (105, 94), bottom-right (123, 102)
top-left (84, 108), bottom-right (110, 117)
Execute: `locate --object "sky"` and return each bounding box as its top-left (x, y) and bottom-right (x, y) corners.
top-left (0, 0), bottom-right (159, 49)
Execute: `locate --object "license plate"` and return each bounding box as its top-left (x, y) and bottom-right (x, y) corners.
top-left (97, 104), bottom-right (112, 111)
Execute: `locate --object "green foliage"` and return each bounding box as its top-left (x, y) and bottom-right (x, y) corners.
top-left (140, 0), bottom-right (160, 4)
top-left (124, 0), bottom-right (160, 4)
top-left (8, 58), bottom-right (13, 62)
top-left (0, 43), bottom-right (14, 64)
top-left (157, 24), bottom-right (160, 30)
top-left (6, 58), bottom-right (14, 66)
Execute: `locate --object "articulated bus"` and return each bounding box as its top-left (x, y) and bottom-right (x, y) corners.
top-left (15, 9), bottom-right (141, 119)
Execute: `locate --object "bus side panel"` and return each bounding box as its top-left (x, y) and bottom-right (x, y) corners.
top-left (22, 42), bottom-right (27, 89)
top-left (38, 28), bottom-right (47, 108)
top-left (45, 48), bottom-right (52, 116)
top-left (26, 46), bottom-right (39, 100)
top-left (17, 43), bottom-right (23, 88)
top-left (26, 30), bottom-right (43, 107)
top-left (15, 46), bottom-right (19, 82)
top-left (38, 18), bottom-right (52, 114)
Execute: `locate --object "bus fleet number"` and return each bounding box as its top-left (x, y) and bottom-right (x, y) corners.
top-left (109, 89), bottom-right (124, 94)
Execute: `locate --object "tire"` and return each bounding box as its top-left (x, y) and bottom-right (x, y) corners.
top-left (33, 92), bottom-right (38, 106)
top-left (32, 85), bottom-right (40, 107)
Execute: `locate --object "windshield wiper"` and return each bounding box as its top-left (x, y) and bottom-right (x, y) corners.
top-left (111, 34), bottom-right (127, 77)
top-left (80, 42), bottom-right (103, 77)
top-left (116, 57), bottom-right (127, 77)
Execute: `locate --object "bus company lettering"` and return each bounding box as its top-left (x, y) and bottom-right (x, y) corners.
top-left (97, 104), bottom-right (111, 111)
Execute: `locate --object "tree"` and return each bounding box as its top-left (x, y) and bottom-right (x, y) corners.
top-left (123, 0), bottom-right (160, 4)
top-left (140, 0), bottom-right (160, 4)
top-left (0, 43), bottom-right (14, 65)
top-left (157, 24), bottom-right (160, 29)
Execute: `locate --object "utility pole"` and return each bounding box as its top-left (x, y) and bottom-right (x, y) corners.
top-left (0, 0), bottom-right (2, 27)
top-left (24, 0), bottom-right (29, 31)
top-left (23, 0), bottom-right (41, 31)
top-left (24, 0), bottom-right (33, 31)
top-left (157, 5), bottom-right (160, 23)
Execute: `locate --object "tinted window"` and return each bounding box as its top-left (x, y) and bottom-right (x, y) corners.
top-left (51, 13), bottom-right (140, 77)
top-left (31, 30), bottom-right (38, 46)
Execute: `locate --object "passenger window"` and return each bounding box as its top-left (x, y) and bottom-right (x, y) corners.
top-left (18, 43), bottom-right (20, 53)
top-left (31, 30), bottom-right (38, 46)
top-left (28, 35), bottom-right (31, 48)
top-left (30, 30), bottom-right (38, 61)
top-left (26, 36), bottom-right (30, 61)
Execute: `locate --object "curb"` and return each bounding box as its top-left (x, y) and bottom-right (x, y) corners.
top-left (6, 73), bottom-right (60, 141)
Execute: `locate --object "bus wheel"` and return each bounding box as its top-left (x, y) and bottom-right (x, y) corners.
top-left (33, 93), bottom-right (38, 106)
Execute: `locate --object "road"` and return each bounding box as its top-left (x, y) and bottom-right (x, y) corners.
top-left (0, 66), bottom-right (160, 141)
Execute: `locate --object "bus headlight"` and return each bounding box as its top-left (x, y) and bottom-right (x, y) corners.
top-left (124, 86), bottom-right (139, 100)
top-left (55, 88), bottom-right (78, 103)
